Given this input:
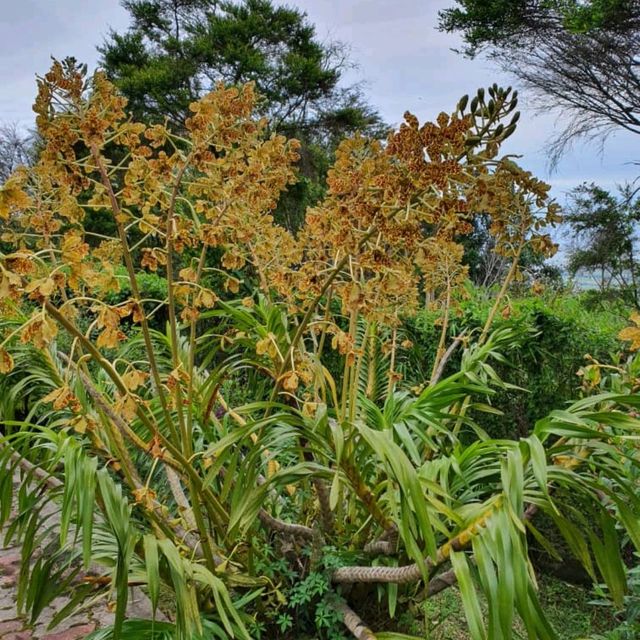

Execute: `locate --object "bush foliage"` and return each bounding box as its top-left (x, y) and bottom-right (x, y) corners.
top-left (404, 290), bottom-right (628, 439)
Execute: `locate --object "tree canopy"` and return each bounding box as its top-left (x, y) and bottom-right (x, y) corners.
top-left (439, 0), bottom-right (640, 162)
top-left (439, 0), bottom-right (637, 51)
top-left (99, 0), bottom-right (384, 143)
top-left (99, 0), bottom-right (385, 231)
top-left (566, 182), bottom-right (640, 303)
top-left (0, 124), bottom-right (33, 183)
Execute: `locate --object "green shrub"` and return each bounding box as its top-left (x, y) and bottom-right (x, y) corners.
top-left (405, 288), bottom-right (628, 439)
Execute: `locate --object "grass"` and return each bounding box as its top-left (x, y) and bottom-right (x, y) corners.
top-left (388, 574), bottom-right (617, 639)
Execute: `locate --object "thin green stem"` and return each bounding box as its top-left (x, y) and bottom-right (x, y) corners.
top-left (430, 277), bottom-right (452, 383)
top-left (479, 241), bottom-right (524, 345)
top-left (90, 144), bottom-right (179, 445)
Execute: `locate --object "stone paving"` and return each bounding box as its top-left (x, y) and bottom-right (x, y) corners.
top-left (0, 533), bottom-right (114, 639)
top-left (0, 474), bottom-right (154, 640)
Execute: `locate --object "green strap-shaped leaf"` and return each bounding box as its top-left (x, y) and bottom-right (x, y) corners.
top-left (142, 534), bottom-right (159, 616)
top-left (451, 549), bottom-right (486, 640)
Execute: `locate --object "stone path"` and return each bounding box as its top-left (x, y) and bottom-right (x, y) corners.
top-left (0, 471), bottom-right (154, 640)
top-left (0, 541), bottom-right (105, 639)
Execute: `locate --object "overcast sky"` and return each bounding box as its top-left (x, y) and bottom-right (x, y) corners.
top-left (1, 0), bottom-right (638, 223)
